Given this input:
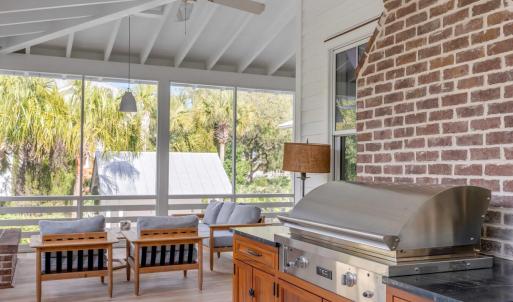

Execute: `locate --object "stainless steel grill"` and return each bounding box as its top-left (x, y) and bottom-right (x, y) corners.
top-left (276, 181), bottom-right (493, 302)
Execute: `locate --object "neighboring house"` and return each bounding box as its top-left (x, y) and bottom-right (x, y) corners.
top-left (91, 151), bottom-right (232, 218)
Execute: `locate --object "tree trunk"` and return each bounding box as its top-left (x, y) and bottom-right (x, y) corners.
top-left (14, 147), bottom-right (29, 196)
top-left (218, 143), bottom-right (225, 163)
top-left (73, 153), bottom-right (81, 196)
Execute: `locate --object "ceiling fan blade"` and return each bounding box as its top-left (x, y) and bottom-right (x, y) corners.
top-left (208, 0), bottom-right (265, 14)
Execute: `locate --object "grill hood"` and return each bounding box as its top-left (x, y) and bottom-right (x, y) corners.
top-left (279, 182), bottom-right (490, 261)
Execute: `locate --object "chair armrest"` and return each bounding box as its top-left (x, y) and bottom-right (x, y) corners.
top-left (173, 213), bottom-right (205, 219)
top-left (209, 223), bottom-right (272, 232)
top-left (133, 236), bottom-right (204, 247)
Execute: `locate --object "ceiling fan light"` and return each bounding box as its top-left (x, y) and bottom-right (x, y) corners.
top-left (119, 90), bottom-right (137, 112)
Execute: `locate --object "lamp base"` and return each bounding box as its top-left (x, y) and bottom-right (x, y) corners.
top-left (298, 172), bottom-right (309, 197)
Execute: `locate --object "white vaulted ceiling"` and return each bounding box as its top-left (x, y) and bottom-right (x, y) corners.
top-left (0, 0), bottom-right (296, 77)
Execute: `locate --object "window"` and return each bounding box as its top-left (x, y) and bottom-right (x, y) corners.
top-left (332, 42), bottom-right (367, 181)
top-left (0, 69), bottom-right (294, 245)
top-left (169, 84), bottom-right (234, 196)
top-left (236, 89), bottom-right (293, 194)
top-left (84, 78), bottom-right (158, 196)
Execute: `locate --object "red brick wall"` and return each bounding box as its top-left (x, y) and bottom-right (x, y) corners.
top-left (356, 0), bottom-right (513, 259)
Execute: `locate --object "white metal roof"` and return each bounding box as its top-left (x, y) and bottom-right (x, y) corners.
top-left (0, 0), bottom-right (296, 77)
top-left (92, 151), bottom-right (232, 195)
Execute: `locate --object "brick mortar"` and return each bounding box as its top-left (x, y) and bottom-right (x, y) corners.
top-left (357, 0), bottom-right (513, 259)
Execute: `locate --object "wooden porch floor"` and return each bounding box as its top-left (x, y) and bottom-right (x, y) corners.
top-left (2, 249), bottom-right (233, 302)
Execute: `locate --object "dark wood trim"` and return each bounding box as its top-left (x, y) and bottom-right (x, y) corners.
top-left (387, 286), bottom-right (433, 302)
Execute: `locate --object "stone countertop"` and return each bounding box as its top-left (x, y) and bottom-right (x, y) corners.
top-left (383, 257), bottom-right (513, 302)
top-left (232, 225), bottom-right (290, 247)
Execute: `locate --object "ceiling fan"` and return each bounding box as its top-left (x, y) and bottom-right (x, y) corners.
top-left (178, 0), bottom-right (265, 20)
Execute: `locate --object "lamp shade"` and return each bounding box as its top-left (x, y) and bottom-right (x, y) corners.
top-left (119, 90), bottom-right (137, 112)
top-left (282, 142), bottom-right (331, 173)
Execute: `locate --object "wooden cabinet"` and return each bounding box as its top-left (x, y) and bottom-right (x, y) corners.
top-left (234, 259), bottom-right (277, 302)
top-left (234, 260), bottom-right (254, 302)
top-left (386, 287), bottom-right (432, 302)
top-left (233, 233), bottom-right (428, 302)
top-left (253, 267), bottom-right (277, 302)
top-left (278, 279), bottom-right (322, 302)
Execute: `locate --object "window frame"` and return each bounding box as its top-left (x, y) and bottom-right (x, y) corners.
top-left (328, 37), bottom-right (370, 181)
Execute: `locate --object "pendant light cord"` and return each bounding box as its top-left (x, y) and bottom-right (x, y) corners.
top-left (128, 15), bottom-right (131, 91)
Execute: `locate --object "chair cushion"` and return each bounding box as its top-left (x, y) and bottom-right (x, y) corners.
top-left (202, 230), bottom-right (233, 248)
top-left (136, 215), bottom-right (198, 235)
top-left (203, 200), bottom-right (223, 225)
top-left (227, 204), bottom-right (261, 225)
top-left (39, 216), bottom-right (105, 235)
top-left (198, 223), bottom-right (210, 236)
top-left (216, 202), bottom-right (236, 224)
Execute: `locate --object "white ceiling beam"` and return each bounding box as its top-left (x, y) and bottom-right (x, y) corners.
top-left (104, 19), bottom-right (121, 61)
top-left (140, 4), bottom-right (174, 64)
top-left (25, 47), bottom-right (30, 54)
top-left (174, 2), bottom-right (218, 67)
top-left (267, 46), bottom-right (294, 75)
top-left (0, 0), bottom-right (138, 14)
top-left (0, 53), bottom-right (295, 91)
top-left (134, 6), bottom-right (165, 18)
top-left (0, 0), bottom-right (179, 54)
top-left (66, 33), bottom-right (74, 58)
top-left (205, 13), bottom-right (252, 70)
top-left (0, 5), bottom-right (119, 27)
top-left (237, 8), bottom-right (295, 73)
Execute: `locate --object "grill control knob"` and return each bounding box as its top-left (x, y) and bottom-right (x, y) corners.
top-left (342, 272), bottom-right (357, 287)
top-left (362, 290), bottom-right (374, 298)
top-left (287, 261), bottom-right (297, 268)
top-left (296, 256), bottom-right (309, 268)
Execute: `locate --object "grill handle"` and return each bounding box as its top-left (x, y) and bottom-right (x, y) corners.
top-left (278, 215), bottom-right (400, 251)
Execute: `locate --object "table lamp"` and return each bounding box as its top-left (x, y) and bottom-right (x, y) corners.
top-left (282, 142), bottom-right (331, 197)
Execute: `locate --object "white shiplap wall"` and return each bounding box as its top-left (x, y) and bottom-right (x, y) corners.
top-left (296, 0), bottom-right (383, 195)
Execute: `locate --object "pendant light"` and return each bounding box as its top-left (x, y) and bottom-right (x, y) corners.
top-left (119, 15), bottom-right (137, 112)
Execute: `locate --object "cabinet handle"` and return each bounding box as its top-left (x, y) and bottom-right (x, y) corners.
top-left (246, 248), bottom-right (262, 257)
top-left (249, 288), bottom-right (255, 297)
top-left (273, 282), bottom-right (276, 297)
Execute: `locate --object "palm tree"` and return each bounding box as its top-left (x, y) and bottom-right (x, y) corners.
top-left (0, 76), bottom-right (77, 195)
top-left (194, 88), bottom-right (232, 162)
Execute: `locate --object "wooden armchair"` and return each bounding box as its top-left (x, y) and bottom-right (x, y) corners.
top-left (123, 227), bottom-right (204, 296)
top-left (30, 232), bottom-right (117, 302)
top-left (206, 217), bottom-right (266, 271)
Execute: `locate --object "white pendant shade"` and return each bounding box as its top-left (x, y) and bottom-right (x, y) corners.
top-left (119, 90), bottom-right (137, 112)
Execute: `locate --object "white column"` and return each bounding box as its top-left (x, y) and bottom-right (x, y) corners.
top-left (156, 79), bottom-right (170, 216)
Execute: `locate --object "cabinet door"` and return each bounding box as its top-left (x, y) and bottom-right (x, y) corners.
top-left (234, 260), bottom-right (254, 302)
top-left (278, 280), bottom-right (323, 302)
top-left (386, 287), bottom-right (432, 302)
top-left (253, 268), bottom-right (276, 302)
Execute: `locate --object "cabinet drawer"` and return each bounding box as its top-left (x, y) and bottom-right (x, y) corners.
top-left (234, 234), bottom-right (278, 272)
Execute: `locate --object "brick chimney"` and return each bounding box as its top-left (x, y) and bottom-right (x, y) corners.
top-left (356, 0), bottom-right (513, 260)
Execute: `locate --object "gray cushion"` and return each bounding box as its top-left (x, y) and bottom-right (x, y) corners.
top-left (202, 230), bottom-right (233, 248)
top-left (136, 215), bottom-right (198, 235)
top-left (215, 202), bottom-right (236, 224)
top-left (198, 223), bottom-right (210, 236)
top-left (39, 216), bottom-right (105, 235)
top-left (203, 200), bottom-right (223, 225)
top-left (227, 205), bottom-right (261, 225)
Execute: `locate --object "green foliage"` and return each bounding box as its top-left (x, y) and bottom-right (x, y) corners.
top-left (0, 75), bottom-right (157, 196)
top-left (170, 86), bottom-right (294, 194)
